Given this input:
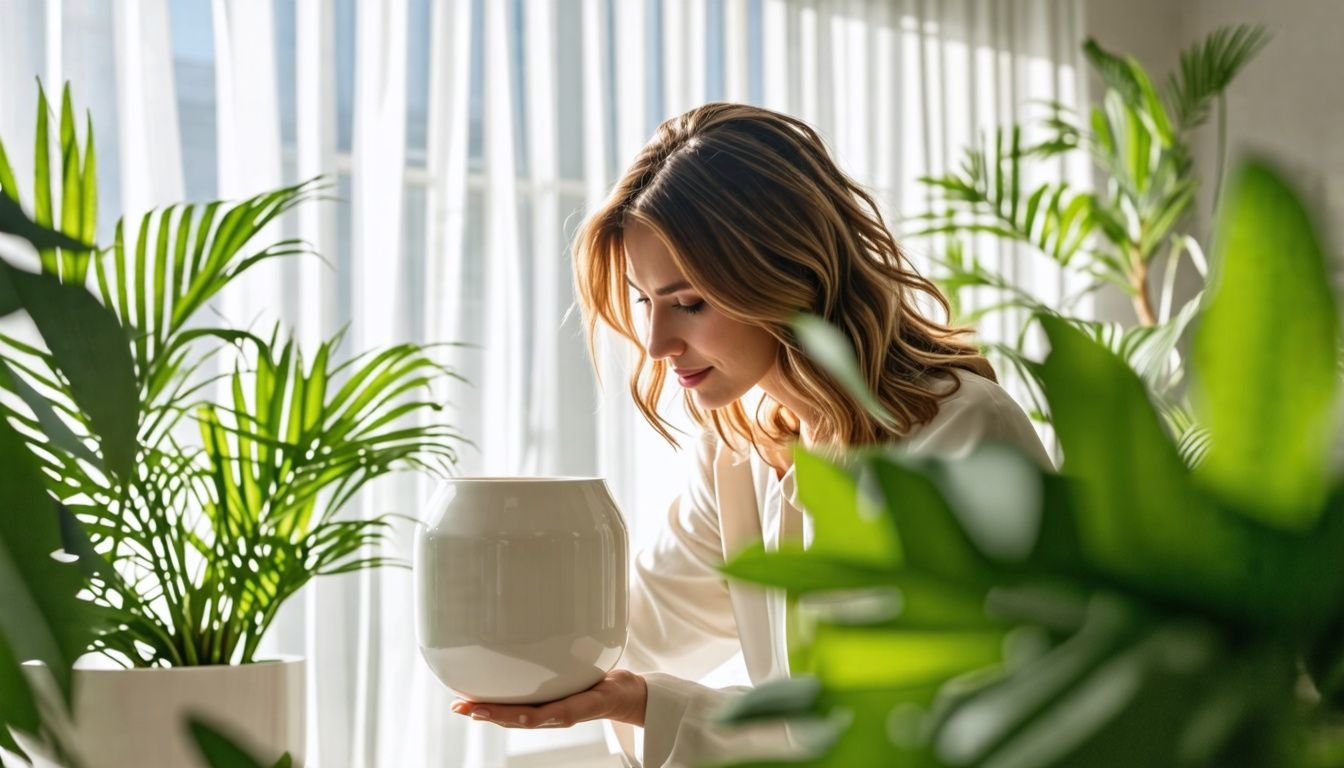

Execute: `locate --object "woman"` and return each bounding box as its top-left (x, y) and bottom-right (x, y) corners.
top-left (449, 103), bottom-right (1051, 766)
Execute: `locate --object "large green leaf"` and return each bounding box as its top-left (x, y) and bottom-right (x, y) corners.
top-left (867, 455), bottom-right (994, 587)
top-left (188, 717), bottom-right (291, 768)
top-left (1, 262), bottom-right (138, 479)
top-left (1192, 160), bottom-right (1338, 529)
top-left (716, 677), bottom-right (822, 725)
top-left (932, 598), bottom-right (1293, 768)
top-left (0, 194), bottom-right (89, 254)
top-left (1037, 315), bottom-right (1344, 629)
top-left (717, 682), bottom-right (959, 767)
top-left (0, 359), bottom-right (101, 467)
top-left (0, 631), bottom-right (40, 747)
top-left (800, 621), bottom-right (1003, 691)
top-left (0, 414), bottom-right (89, 701)
top-left (722, 545), bottom-right (899, 594)
top-left (0, 264), bottom-right (15, 317)
top-left (793, 447), bottom-right (898, 566)
top-left (1037, 314), bottom-right (1206, 570)
top-left (912, 443), bottom-right (1045, 564)
top-left (791, 315), bottom-right (895, 427)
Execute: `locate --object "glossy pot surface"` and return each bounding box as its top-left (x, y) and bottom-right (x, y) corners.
top-left (414, 477), bottom-right (628, 704)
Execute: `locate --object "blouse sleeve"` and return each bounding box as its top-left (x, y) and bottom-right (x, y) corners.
top-left (608, 432), bottom-right (749, 766)
top-left (639, 674), bottom-right (801, 767)
top-left (618, 431), bottom-right (743, 679)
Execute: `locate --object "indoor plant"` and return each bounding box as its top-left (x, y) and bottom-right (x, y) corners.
top-left (714, 158), bottom-right (1343, 766)
top-left (0, 84), bottom-right (464, 766)
top-left (914, 25), bottom-right (1269, 462)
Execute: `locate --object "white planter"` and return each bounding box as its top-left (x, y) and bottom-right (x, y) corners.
top-left (15, 658), bottom-right (304, 768)
top-left (415, 477), bottom-right (629, 704)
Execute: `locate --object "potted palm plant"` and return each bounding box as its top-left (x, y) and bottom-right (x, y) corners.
top-left (0, 84), bottom-right (465, 767)
top-left (914, 25), bottom-right (1270, 463)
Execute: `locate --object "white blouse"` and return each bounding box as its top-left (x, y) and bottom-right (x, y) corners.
top-left (609, 371), bottom-right (1054, 767)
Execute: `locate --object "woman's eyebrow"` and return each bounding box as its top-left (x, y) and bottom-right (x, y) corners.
top-left (624, 275), bottom-right (692, 296)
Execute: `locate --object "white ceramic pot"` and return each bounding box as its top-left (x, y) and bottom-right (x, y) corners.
top-left (415, 477), bottom-right (629, 704)
top-left (14, 657), bottom-right (304, 768)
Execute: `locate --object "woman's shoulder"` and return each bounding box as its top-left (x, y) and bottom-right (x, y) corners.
top-left (907, 369), bottom-right (1054, 468)
top-left (932, 368), bottom-right (1023, 413)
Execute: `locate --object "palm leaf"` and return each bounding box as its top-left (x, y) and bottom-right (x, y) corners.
top-left (0, 83), bottom-right (98, 282)
top-left (1064, 292), bottom-right (1202, 396)
top-left (1083, 38), bottom-right (1143, 106)
top-left (1166, 24), bottom-right (1271, 130)
top-left (914, 128), bottom-right (1100, 270)
top-left (92, 179), bottom-right (327, 402)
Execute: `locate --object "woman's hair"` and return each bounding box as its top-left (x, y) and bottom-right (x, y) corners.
top-left (571, 102), bottom-right (994, 453)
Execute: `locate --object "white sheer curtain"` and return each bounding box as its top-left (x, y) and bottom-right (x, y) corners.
top-left (1, 1), bottom-right (1087, 765)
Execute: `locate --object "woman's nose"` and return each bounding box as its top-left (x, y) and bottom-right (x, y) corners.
top-left (644, 311), bottom-right (685, 360)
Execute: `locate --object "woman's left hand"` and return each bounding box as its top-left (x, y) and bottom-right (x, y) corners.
top-left (450, 669), bottom-right (648, 728)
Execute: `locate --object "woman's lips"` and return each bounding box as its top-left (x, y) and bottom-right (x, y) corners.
top-left (675, 367), bottom-right (712, 387)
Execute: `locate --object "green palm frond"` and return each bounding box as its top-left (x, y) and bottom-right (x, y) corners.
top-left (203, 329), bottom-right (464, 531)
top-left (1089, 89), bottom-right (1184, 210)
top-left (1162, 402), bottom-right (1213, 468)
top-left (1083, 38), bottom-right (1143, 105)
top-left (913, 127), bottom-right (1099, 270)
top-left (81, 328), bottom-right (464, 667)
top-left (94, 179), bottom-right (327, 402)
top-left (0, 182), bottom-right (327, 486)
top-left (1032, 100), bottom-right (1083, 157)
top-left (0, 83), bottom-right (97, 283)
top-left (1062, 292), bottom-right (1202, 395)
top-left (1166, 24), bottom-right (1271, 130)
top-left (933, 241), bottom-right (1059, 326)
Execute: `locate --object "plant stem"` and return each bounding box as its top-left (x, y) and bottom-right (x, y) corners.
top-left (1130, 248), bottom-right (1157, 326)
top-left (1213, 95), bottom-right (1228, 213)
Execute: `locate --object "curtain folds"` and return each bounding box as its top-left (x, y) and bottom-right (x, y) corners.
top-left (0, 2), bottom-right (1087, 765)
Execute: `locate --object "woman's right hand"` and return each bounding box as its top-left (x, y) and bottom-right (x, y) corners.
top-left (449, 669), bottom-right (648, 728)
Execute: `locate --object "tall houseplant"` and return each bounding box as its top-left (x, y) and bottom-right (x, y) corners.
top-left (0, 84), bottom-right (464, 765)
top-left (915, 25), bottom-right (1269, 461)
top-left (713, 159), bottom-right (1343, 766)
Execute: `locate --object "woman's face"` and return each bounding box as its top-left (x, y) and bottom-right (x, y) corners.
top-left (623, 221), bottom-right (780, 410)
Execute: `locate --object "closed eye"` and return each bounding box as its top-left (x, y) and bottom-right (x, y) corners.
top-left (632, 296), bottom-right (704, 315)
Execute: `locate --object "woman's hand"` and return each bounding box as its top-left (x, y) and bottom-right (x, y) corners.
top-left (450, 669), bottom-right (648, 728)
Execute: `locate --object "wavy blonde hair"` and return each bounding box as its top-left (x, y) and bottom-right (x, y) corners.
top-left (572, 103), bottom-right (993, 454)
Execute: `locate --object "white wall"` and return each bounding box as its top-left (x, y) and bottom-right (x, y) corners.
top-left (1179, 0), bottom-right (1344, 280)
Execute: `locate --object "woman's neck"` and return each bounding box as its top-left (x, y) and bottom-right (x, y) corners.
top-left (754, 367), bottom-right (821, 479)
top-left (758, 368), bottom-right (818, 437)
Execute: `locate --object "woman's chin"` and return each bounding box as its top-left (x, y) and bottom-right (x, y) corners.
top-left (689, 388), bottom-right (739, 411)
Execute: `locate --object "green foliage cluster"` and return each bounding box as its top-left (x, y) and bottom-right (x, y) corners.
top-left (0, 84), bottom-right (463, 766)
top-left (714, 159), bottom-right (1342, 766)
top-left (917, 26), bottom-right (1271, 464)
